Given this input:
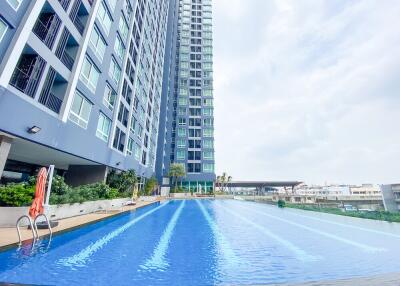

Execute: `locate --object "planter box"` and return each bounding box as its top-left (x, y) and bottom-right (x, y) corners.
top-left (0, 198), bottom-right (130, 227)
top-left (138, 196), bottom-right (159, 202)
top-left (169, 193), bottom-right (193, 198)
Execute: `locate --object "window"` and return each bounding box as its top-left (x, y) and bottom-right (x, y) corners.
top-left (189, 129), bottom-right (201, 138)
top-left (97, 2), bottom-right (112, 35)
top-left (203, 129), bottom-right (213, 137)
top-left (134, 143), bottom-right (141, 160)
top-left (113, 127), bottom-right (126, 152)
top-left (103, 84), bottom-right (116, 110)
top-left (178, 97), bottom-right (187, 106)
top-left (189, 139), bottom-right (201, 148)
top-left (177, 128), bottom-right (186, 137)
top-left (203, 118), bottom-right (213, 127)
top-left (109, 57), bottom-right (121, 85)
top-left (179, 88), bottom-right (188, 96)
top-left (89, 26), bottom-right (106, 61)
top-left (203, 98), bottom-right (213, 106)
top-left (203, 163), bottom-right (214, 173)
top-left (107, 0), bottom-right (117, 12)
top-left (127, 137), bottom-right (134, 155)
top-left (177, 150), bottom-right (185, 160)
top-left (177, 139), bottom-right (186, 148)
top-left (124, 0), bottom-right (133, 22)
top-left (114, 35), bottom-right (125, 61)
top-left (119, 16), bottom-right (129, 42)
top-left (203, 89), bottom-right (212, 97)
top-left (117, 104), bottom-right (129, 127)
top-left (6, 0), bottom-right (22, 11)
top-left (178, 107), bottom-right (187, 116)
top-left (203, 151), bottom-right (214, 160)
top-left (130, 115), bottom-right (137, 133)
top-left (180, 61), bottom-right (189, 69)
top-left (69, 91), bottom-right (92, 129)
top-left (96, 113), bottom-right (111, 142)
top-left (203, 108), bottom-right (213, 116)
top-left (203, 139), bottom-right (213, 149)
top-left (0, 18), bottom-right (8, 43)
top-left (188, 151), bottom-right (201, 160)
top-left (188, 163), bottom-right (201, 173)
top-left (178, 118), bottom-right (186, 126)
top-left (80, 56), bottom-right (100, 92)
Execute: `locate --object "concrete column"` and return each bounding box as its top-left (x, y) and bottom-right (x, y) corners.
top-left (0, 136), bottom-right (13, 179)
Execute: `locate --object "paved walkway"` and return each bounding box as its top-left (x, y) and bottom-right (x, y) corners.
top-left (0, 200), bottom-right (159, 248)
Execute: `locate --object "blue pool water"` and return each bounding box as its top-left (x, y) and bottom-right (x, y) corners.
top-left (1, 199), bottom-right (400, 285)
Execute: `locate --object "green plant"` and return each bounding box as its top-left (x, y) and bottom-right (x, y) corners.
top-left (171, 187), bottom-right (185, 193)
top-left (51, 175), bottom-right (71, 195)
top-left (49, 182), bottom-right (129, 205)
top-left (216, 173), bottom-right (232, 193)
top-left (168, 163), bottom-right (186, 190)
top-left (277, 199), bottom-right (286, 208)
top-left (144, 176), bottom-right (158, 196)
top-left (107, 169), bottom-right (137, 195)
top-left (0, 183), bottom-right (35, 207)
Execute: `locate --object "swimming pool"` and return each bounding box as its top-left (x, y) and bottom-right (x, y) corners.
top-left (1, 199), bottom-right (400, 285)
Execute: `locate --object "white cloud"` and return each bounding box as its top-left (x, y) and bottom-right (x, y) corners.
top-left (213, 0), bottom-right (400, 184)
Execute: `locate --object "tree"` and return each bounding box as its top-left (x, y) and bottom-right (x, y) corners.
top-left (216, 172), bottom-right (232, 193)
top-left (144, 176), bottom-right (158, 196)
top-left (168, 163), bottom-right (186, 191)
top-left (107, 169), bottom-right (138, 197)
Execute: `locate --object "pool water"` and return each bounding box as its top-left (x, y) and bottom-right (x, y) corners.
top-left (1, 199), bottom-right (400, 285)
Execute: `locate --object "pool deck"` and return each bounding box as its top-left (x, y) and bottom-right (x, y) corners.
top-left (0, 200), bottom-right (161, 249)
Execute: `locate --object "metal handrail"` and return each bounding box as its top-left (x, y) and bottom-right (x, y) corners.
top-left (33, 214), bottom-right (53, 238)
top-left (16, 215), bottom-right (37, 245)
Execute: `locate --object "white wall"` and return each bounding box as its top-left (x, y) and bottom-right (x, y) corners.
top-left (0, 198), bottom-right (130, 227)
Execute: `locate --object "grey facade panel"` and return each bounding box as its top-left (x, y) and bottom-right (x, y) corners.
top-left (0, 0), bottom-right (170, 180)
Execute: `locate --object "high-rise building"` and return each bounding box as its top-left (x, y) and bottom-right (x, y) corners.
top-left (0, 0), bottom-right (169, 185)
top-left (156, 0), bottom-right (216, 193)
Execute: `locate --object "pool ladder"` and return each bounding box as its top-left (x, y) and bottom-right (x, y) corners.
top-left (16, 214), bottom-right (53, 245)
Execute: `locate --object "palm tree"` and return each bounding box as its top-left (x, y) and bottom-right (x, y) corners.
top-left (168, 163), bottom-right (186, 191)
top-left (217, 172), bottom-right (232, 193)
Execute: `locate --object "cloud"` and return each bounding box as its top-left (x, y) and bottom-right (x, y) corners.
top-left (213, 0), bottom-right (400, 184)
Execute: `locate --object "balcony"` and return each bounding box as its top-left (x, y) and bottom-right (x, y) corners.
top-left (9, 48), bottom-right (46, 98)
top-left (55, 28), bottom-right (79, 71)
top-left (58, 0), bottom-right (71, 11)
top-left (39, 92), bottom-right (63, 113)
top-left (38, 67), bottom-right (68, 114)
top-left (61, 52), bottom-right (74, 70)
top-left (69, 0), bottom-right (89, 35)
top-left (32, 6), bottom-right (61, 49)
top-left (73, 17), bottom-right (84, 35)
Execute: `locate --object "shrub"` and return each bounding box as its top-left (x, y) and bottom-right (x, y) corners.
top-left (0, 183), bottom-right (35, 207)
top-left (144, 177), bottom-right (158, 196)
top-left (49, 183), bottom-right (126, 205)
top-left (50, 175), bottom-right (71, 195)
top-left (107, 169), bottom-right (137, 196)
top-left (171, 187), bottom-right (186, 193)
top-left (277, 199), bottom-right (286, 208)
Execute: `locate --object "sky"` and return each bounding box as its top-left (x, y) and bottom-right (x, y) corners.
top-left (212, 0), bottom-right (400, 185)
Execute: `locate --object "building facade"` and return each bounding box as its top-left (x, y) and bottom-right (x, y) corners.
top-left (0, 0), bottom-right (169, 185)
top-left (381, 184), bottom-right (400, 212)
top-left (156, 0), bottom-right (216, 193)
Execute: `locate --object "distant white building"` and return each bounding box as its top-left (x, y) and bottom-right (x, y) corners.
top-left (294, 184), bottom-right (380, 198)
top-left (350, 184), bottom-right (381, 196)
